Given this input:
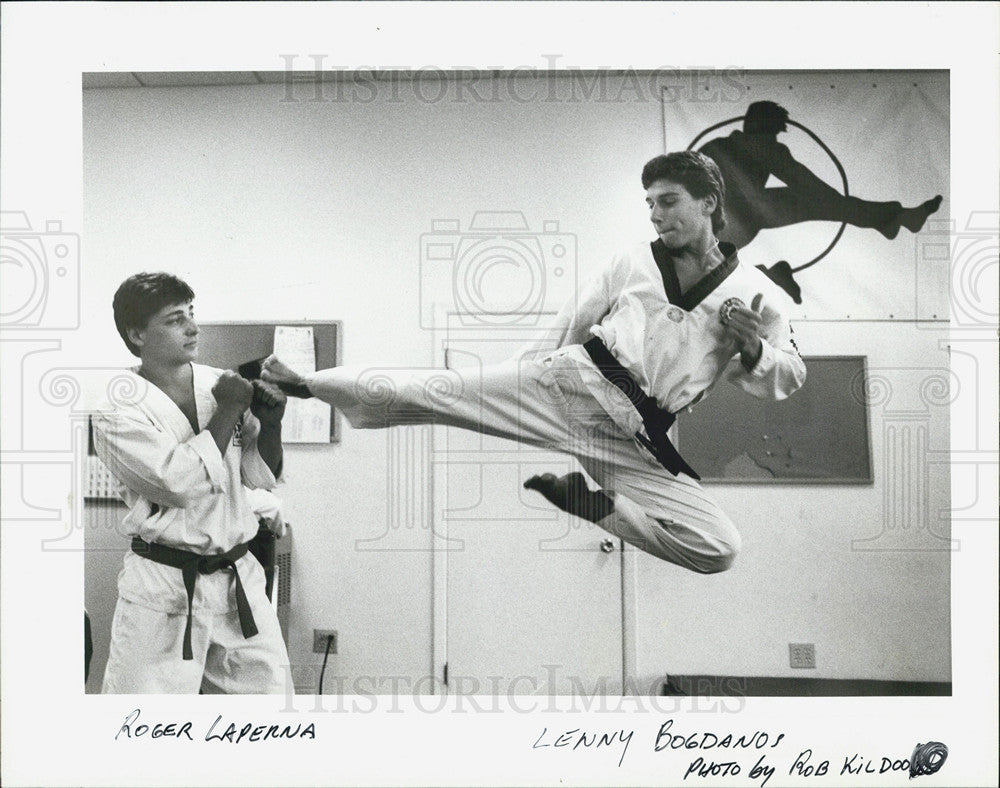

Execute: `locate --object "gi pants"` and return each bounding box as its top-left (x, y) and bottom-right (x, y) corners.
top-left (102, 553), bottom-right (288, 694)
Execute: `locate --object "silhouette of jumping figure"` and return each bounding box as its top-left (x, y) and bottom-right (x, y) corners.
top-left (699, 101), bottom-right (943, 250)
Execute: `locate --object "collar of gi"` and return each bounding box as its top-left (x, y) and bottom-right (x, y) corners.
top-left (651, 239), bottom-right (740, 311)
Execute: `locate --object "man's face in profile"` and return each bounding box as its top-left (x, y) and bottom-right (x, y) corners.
top-left (645, 179), bottom-right (714, 248)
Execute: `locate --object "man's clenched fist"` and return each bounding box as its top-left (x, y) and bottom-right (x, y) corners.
top-left (251, 379), bottom-right (287, 425)
top-left (212, 370), bottom-right (254, 411)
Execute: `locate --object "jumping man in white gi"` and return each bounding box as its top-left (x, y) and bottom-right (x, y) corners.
top-left (94, 273), bottom-right (290, 693)
top-left (264, 151), bottom-right (806, 574)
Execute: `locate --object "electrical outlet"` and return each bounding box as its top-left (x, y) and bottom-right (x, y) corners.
top-left (789, 642), bottom-right (816, 669)
top-left (313, 629), bottom-right (338, 654)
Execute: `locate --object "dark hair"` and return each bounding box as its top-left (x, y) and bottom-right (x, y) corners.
top-left (641, 151), bottom-right (727, 233)
top-left (743, 100), bottom-right (789, 135)
top-left (113, 272), bottom-right (195, 357)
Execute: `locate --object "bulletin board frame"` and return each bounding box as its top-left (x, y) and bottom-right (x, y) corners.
top-left (676, 355), bottom-right (874, 485)
top-left (198, 320), bottom-right (343, 444)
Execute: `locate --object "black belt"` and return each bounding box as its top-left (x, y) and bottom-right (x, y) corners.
top-left (583, 336), bottom-right (700, 480)
top-left (131, 536), bottom-right (259, 660)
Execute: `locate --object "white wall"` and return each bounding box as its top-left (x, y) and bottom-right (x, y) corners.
top-left (82, 72), bottom-right (950, 693)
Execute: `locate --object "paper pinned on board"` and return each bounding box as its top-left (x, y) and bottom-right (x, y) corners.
top-left (273, 326), bottom-right (331, 443)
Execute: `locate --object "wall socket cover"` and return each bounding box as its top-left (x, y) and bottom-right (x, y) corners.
top-left (789, 642), bottom-right (816, 669)
top-left (313, 629), bottom-right (338, 654)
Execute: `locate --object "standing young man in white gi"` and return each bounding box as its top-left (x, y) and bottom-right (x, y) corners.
top-left (94, 272), bottom-right (290, 693)
top-left (264, 151), bottom-right (806, 574)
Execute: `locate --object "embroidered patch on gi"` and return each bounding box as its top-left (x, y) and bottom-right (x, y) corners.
top-left (232, 415), bottom-right (244, 447)
top-left (719, 297), bottom-right (746, 324)
top-left (667, 306), bottom-right (685, 323)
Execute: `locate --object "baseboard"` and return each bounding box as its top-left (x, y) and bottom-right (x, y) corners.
top-left (661, 674), bottom-right (951, 697)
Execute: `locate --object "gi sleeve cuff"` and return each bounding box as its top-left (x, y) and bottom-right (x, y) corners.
top-left (745, 337), bottom-right (776, 377)
top-left (189, 430), bottom-right (228, 493)
top-left (239, 412), bottom-right (279, 489)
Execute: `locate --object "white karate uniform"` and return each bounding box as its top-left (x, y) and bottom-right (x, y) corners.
top-left (93, 363), bottom-right (289, 694)
top-left (303, 242), bottom-right (805, 573)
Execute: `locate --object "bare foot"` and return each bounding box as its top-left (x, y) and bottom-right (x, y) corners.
top-left (261, 355), bottom-right (312, 398)
top-left (523, 471), bottom-right (614, 523)
top-left (900, 195), bottom-right (943, 233)
top-left (262, 355), bottom-right (304, 387)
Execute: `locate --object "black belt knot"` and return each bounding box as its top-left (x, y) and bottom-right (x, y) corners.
top-left (583, 336), bottom-right (700, 480)
top-left (131, 536), bottom-right (259, 660)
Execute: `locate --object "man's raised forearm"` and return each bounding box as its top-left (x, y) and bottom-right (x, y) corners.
top-left (256, 422), bottom-right (284, 478)
top-left (206, 405), bottom-right (245, 457)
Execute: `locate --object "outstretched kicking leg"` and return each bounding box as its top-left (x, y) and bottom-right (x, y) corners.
top-left (746, 187), bottom-right (943, 241)
top-left (264, 353), bottom-right (740, 574)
